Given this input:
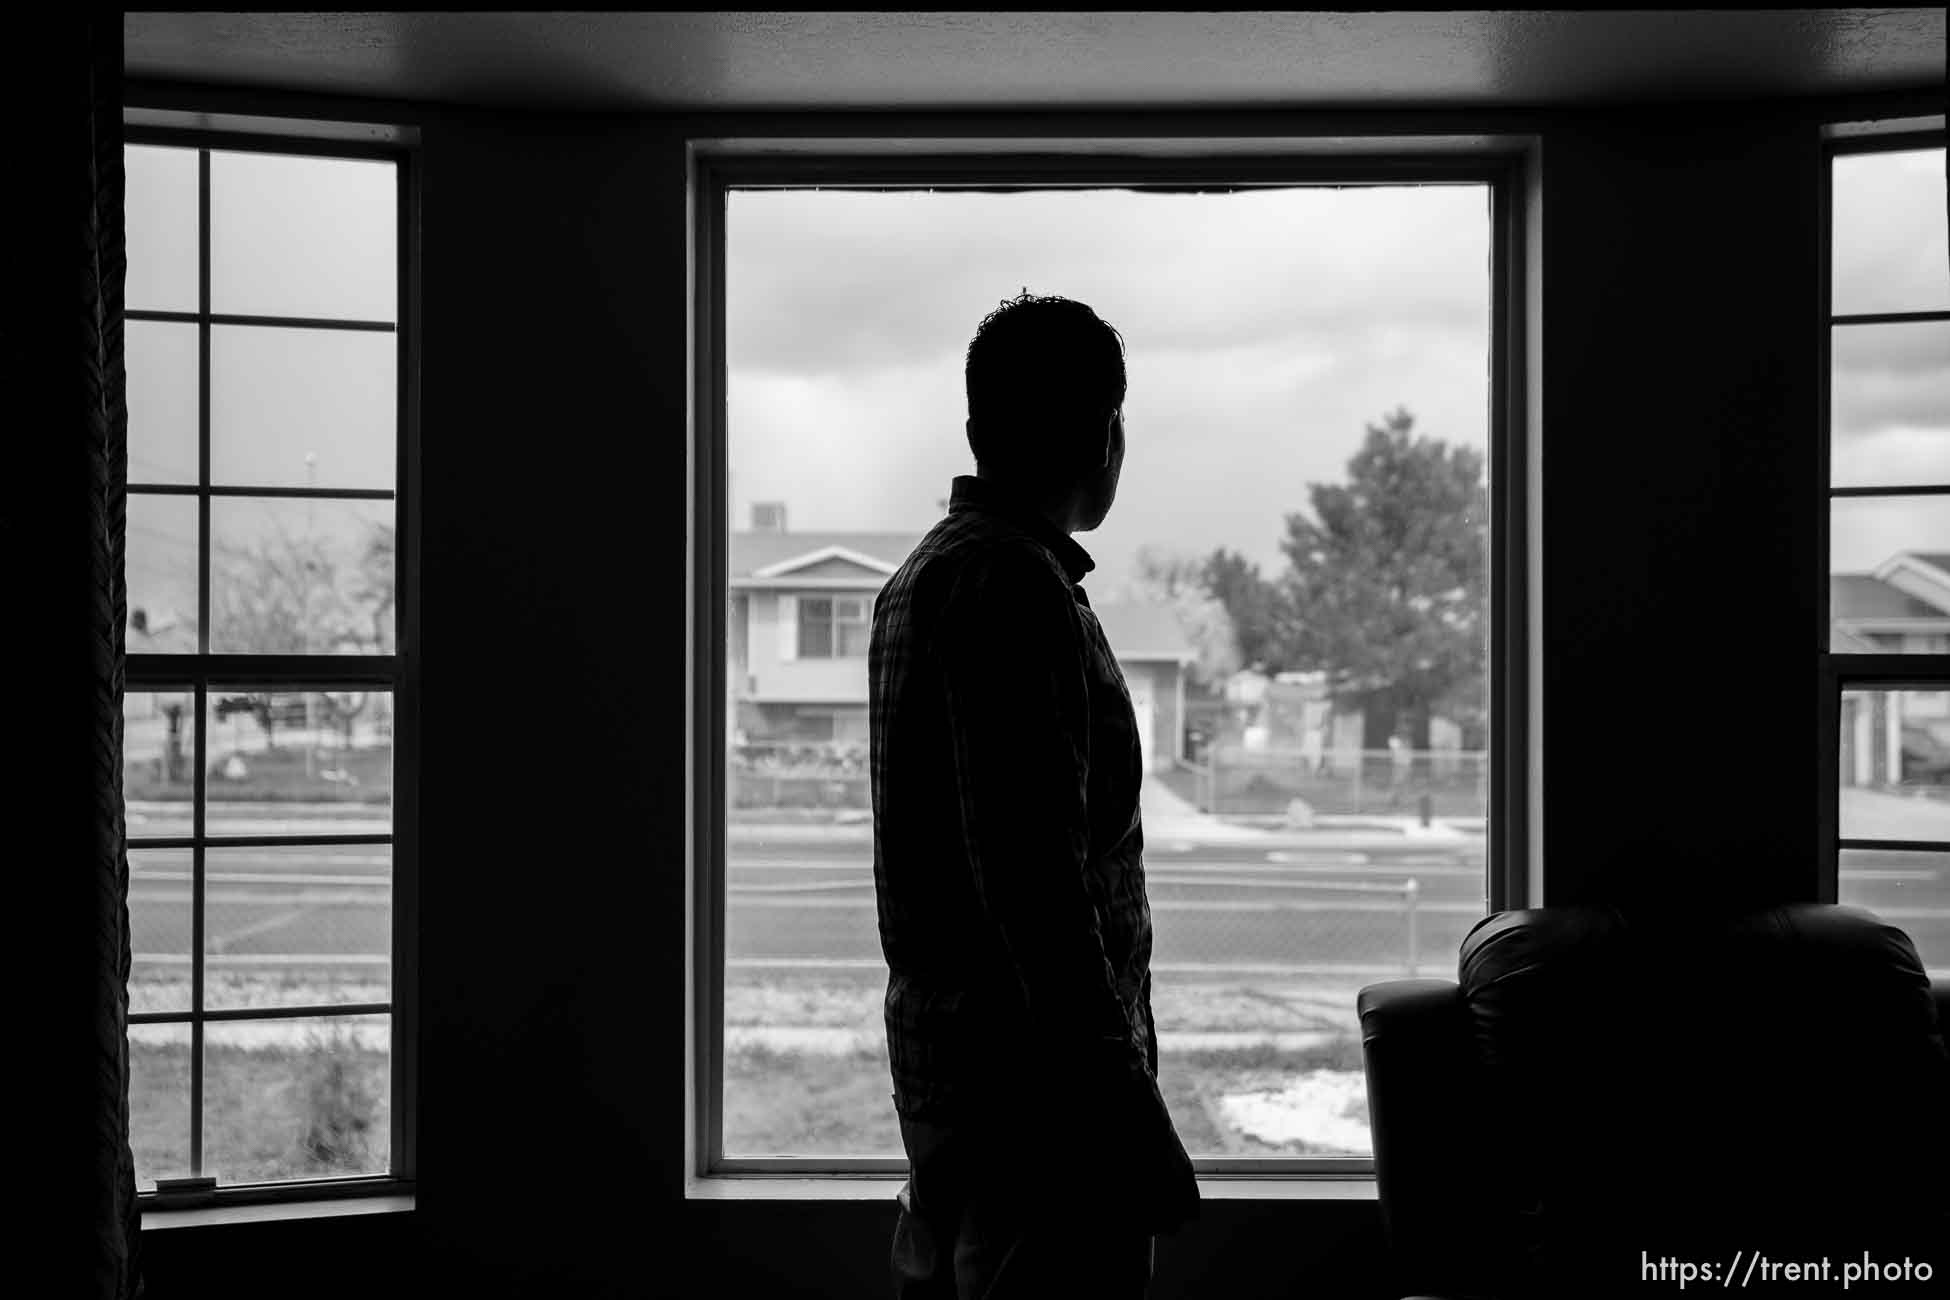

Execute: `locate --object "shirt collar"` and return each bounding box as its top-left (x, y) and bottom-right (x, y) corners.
top-left (947, 475), bottom-right (1096, 585)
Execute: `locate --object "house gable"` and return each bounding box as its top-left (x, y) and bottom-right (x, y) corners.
top-left (1875, 552), bottom-right (1950, 616)
top-left (768, 553), bottom-right (895, 582)
top-left (752, 543), bottom-right (898, 580)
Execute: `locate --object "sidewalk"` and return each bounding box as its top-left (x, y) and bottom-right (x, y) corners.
top-left (727, 781), bottom-right (1483, 850)
top-left (1839, 787), bottom-right (1950, 840)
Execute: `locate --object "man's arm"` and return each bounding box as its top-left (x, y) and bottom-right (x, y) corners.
top-left (936, 543), bottom-right (1137, 1062)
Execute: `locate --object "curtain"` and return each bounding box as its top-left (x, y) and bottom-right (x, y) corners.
top-left (78, 10), bottom-right (144, 1297)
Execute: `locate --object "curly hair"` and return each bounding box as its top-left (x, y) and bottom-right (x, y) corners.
top-left (963, 290), bottom-right (1126, 477)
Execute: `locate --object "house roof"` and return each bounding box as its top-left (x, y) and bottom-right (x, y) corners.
top-left (1830, 574), bottom-right (1946, 620)
top-left (730, 530), bottom-right (1194, 663)
top-left (730, 531), bottom-right (922, 579)
top-left (1092, 601), bottom-right (1196, 663)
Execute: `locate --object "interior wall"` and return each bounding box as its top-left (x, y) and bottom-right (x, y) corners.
top-left (1535, 107), bottom-right (1824, 908)
top-left (125, 93), bottom-right (1893, 1297)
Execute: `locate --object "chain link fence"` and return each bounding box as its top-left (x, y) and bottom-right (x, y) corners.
top-left (1187, 746), bottom-right (1489, 820)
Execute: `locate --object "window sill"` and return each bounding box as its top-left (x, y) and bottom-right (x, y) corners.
top-left (140, 1193), bottom-right (415, 1230)
top-left (685, 1175), bottom-right (1377, 1202)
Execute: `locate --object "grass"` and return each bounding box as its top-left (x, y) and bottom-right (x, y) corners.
top-left (720, 1034), bottom-right (1371, 1159)
top-left (724, 1043), bottom-right (904, 1156)
top-left (129, 1029), bottom-right (390, 1188)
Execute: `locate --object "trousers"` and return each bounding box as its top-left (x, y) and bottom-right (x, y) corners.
top-left (890, 1113), bottom-right (1156, 1300)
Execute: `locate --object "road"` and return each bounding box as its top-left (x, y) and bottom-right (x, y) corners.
top-left (126, 831), bottom-right (1950, 989)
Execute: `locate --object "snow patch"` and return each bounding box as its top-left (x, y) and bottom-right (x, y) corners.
top-left (1219, 1069), bottom-right (1370, 1151)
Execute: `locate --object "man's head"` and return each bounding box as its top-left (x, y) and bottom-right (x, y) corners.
top-left (964, 291), bottom-right (1127, 532)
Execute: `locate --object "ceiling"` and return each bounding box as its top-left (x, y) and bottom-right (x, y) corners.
top-left (125, 11), bottom-right (1944, 113)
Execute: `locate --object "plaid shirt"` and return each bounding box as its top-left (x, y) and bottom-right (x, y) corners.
top-left (869, 474), bottom-right (1157, 1123)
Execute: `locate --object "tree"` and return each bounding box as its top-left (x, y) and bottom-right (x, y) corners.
top-left (210, 521), bottom-right (381, 750)
top-left (1201, 547), bottom-right (1286, 673)
top-left (352, 522), bottom-right (396, 654)
top-left (1274, 406), bottom-right (1488, 773)
top-left (1125, 544), bottom-right (1240, 690)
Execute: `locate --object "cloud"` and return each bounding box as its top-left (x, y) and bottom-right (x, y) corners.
top-left (1831, 321), bottom-right (1950, 444)
top-left (727, 186), bottom-right (1490, 380)
top-left (1832, 148), bottom-right (1950, 317)
top-left (728, 187), bottom-right (1495, 597)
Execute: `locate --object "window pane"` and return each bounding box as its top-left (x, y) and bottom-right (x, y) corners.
top-left (125, 690), bottom-right (196, 838)
top-left (128, 1023), bottom-right (193, 1191)
top-left (799, 603), bottom-right (834, 658)
top-left (128, 493), bottom-right (200, 652)
top-left (1830, 497), bottom-right (1950, 653)
top-left (211, 325), bottom-right (396, 490)
top-left (211, 152), bottom-right (396, 322)
top-left (1830, 321), bottom-right (1950, 488)
top-left (1839, 848), bottom-right (1950, 977)
top-left (725, 185), bottom-right (1493, 1156)
top-left (210, 497), bottom-right (395, 654)
top-left (1832, 148), bottom-right (1950, 317)
top-left (205, 689), bottom-right (393, 837)
top-left (205, 845), bottom-right (391, 1011)
top-left (1840, 688), bottom-right (1950, 837)
top-left (130, 848), bottom-right (193, 1014)
top-left (128, 321), bottom-right (199, 485)
top-left (126, 145), bottom-right (198, 313)
top-left (204, 1014), bottom-right (389, 1184)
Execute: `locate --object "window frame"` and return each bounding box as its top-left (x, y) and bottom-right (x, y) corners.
top-left (123, 118), bottom-right (421, 1213)
top-left (687, 139), bottom-right (1536, 1185)
top-left (1817, 121), bottom-right (1950, 904)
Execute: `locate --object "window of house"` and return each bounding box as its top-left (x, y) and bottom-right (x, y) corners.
top-left (123, 132), bottom-right (414, 1203)
top-left (697, 149), bottom-right (1523, 1179)
top-left (799, 596), bottom-right (872, 658)
top-left (1826, 129), bottom-right (1950, 975)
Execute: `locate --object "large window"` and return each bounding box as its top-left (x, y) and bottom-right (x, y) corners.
top-left (695, 151), bottom-right (1522, 1176)
top-left (123, 133), bottom-right (413, 1201)
top-left (1826, 130), bottom-right (1950, 975)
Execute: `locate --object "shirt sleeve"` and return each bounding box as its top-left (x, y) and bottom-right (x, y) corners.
top-left (935, 542), bottom-right (1138, 1059)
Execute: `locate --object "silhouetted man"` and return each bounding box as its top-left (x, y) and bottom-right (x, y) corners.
top-left (871, 292), bottom-right (1198, 1298)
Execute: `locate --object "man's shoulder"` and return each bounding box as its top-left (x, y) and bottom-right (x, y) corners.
top-left (890, 513), bottom-right (1065, 600)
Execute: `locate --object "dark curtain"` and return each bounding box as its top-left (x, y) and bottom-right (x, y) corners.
top-left (73, 12), bottom-right (144, 1300)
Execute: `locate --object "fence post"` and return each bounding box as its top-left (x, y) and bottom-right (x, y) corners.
top-left (1403, 876), bottom-right (1420, 977)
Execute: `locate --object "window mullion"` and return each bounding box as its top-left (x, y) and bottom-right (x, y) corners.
top-left (188, 144), bottom-right (212, 1180)
top-left (189, 678), bottom-right (207, 1178)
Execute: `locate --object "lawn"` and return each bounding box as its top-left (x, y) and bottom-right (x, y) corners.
top-left (129, 1026), bottom-right (390, 1189)
top-left (720, 973), bottom-right (1373, 1158)
top-left (720, 1036), bottom-right (1369, 1159)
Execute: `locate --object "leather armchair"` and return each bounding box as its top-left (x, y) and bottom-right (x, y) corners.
top-left (1358, 903), bottom-right (1950, 1300)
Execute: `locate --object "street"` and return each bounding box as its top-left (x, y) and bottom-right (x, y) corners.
top-left (126, 830), bottom-right (1950, 989)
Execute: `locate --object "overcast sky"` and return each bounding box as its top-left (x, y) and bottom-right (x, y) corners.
top-left (729, 183), bottom-right (1493, 597)
top-left (730, 147), bottom-right (1947, 596)
top-left (121, 144), bottom-right (1947, 622)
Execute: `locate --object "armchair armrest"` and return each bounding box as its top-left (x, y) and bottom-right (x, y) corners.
top-left (1357, 981), bottom-right (1487, 1287)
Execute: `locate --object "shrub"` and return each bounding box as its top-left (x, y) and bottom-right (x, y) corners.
top-left (296, 1023), bottom-right (379, 1172)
